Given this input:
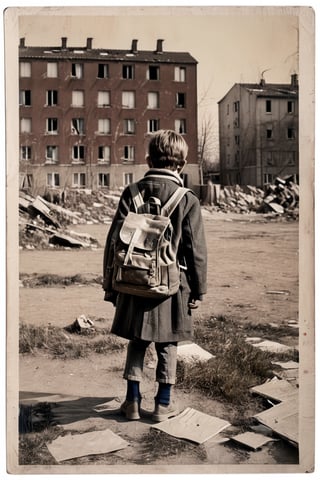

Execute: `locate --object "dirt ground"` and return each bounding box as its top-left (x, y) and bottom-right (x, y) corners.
top-left (18, 211), bottom-right (299, 472)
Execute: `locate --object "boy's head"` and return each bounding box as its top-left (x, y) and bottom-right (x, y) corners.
top-left (147, 129), bottom-right (188, 172)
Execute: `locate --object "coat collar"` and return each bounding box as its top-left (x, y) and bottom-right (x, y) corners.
top-left (144, 168), bottom-right (184, 186)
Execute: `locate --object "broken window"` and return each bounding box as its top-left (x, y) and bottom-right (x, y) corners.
top-left (98, 119), bottom-right (111, 134)
top-left (266, 128), bottom-right (273, 139)
top-left (176, 93), bottom-right (186, 108)
top-left (147, 92), bottom-right (159, 109)
top-left (174, 66), bottom-right (186, 82)
top-left (72, 145), bottom-right (85, 161)
top-left (46, 146), bottom-right (59, 162)
top-left (21, 173), bottom-right (33, 189)
top-left (71, 63), bottom-right (83, 79)
top-left (266, 151), bottom-right (274, 166)
top-left (235, 135), bottom-right (240, 145)
top-left (287, 127), bottom-right (296, 139)
top-left (287, 151), bottom-right (296, 165)
top-left (175, 119), bottom-right (186, 134)
top-left (98, 173), bottom-right (110, 187)
top-left (266, 99), bottom-right (272, 113)
top-left (20, 62), bottom-right (31, 77)
top-left (97, 63), bottom-right (109, 78)
top-left (46, 90), bottom-right (58, 106)
top-left (72, 172), bottom-right (86, 188)
top-left (148, 119), bottom-right (159, 133)
top-left (47, 62), bottom-right (58, 78)
top-left (263, 173), bottom-right (273, 185)
top-left (287, 101), bottom-right (295, 114)
top-left (122, 65), bottom-right (134, 79)
top-left (72, 90), bottom-right (84, 107)
top-left (46, 118), bottom-right (58, 134)
top-left (98, 146), bottom-right (111, 163)
top-left (21, 146), bottom-right (31, 160)
top-left (71, 118), bottom-right (85, 135)
top-left (98, 91), bottom-right (110, 107)
top-left (47, 172), bottom-right (60, 187)
top-left (122, 91), bottom-right (135, 108)
top-left (233, 101), bottom-right (239, 113)
top-left (19, 90), bottom-right (31, 106)
top-left (123, 146), bottom-right (135, 162)
top-left (148, 66), bottom-right (160, 80)
top-left (20, 118), bottom-right (32, 133)
top-left (123, 119), bottom-right (135, 134)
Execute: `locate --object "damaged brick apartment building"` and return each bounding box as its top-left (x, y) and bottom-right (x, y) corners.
top-left (19, 37), bottom-right (198, 194)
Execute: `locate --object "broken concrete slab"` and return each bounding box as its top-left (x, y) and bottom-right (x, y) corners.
top-left (230, 431), bottom-right (277, 451)
top-left (177, 343), bottom-right (214, 363)
top-left (254, 397), bottom-right (298, 447)
top-left (47, 429), bottom-right (129, 462)
top-left (272, 361), bottom-right (299, 370)
top-left (49, 232), bottom-right (89, 248)
top-left (250, 339), bottom-right (291, 353)
top-left (152, 407), bottom-right (230, 444)
top-left (250, 378), bottom-right (298, 403)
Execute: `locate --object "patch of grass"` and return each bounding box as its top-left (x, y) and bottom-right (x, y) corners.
top-left (19, 323), bottom-right (126, 358)
top-left (20, 273), bottom-right (103, 287)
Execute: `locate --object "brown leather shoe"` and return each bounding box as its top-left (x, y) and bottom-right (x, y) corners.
top-left (120, 399), bottom-right (141, 420)
top-left (152, 402), bottom-right (179, 422)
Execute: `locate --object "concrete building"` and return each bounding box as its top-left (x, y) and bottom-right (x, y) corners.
top-left (19, 37), bottom-right (199, 195)
top-left (218, 75), bottom-right (299, 187)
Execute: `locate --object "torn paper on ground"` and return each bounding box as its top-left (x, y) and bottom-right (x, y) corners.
top-left (231, 431), bottom-right (276, 450)
top-left (177, 343), bottom-right (214, 363)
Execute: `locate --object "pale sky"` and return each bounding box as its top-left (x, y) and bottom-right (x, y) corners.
top-left (18, 6), bottom-right (299, 147)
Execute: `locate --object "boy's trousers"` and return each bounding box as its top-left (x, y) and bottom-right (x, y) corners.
top-left (123, 339), bottom-right (177, 384)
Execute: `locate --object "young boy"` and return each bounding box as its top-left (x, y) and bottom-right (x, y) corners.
top-left (103, 130), bottom-right (207, 422)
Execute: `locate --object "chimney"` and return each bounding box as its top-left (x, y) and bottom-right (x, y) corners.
top-left (259, 78), bottom-right (266, 87)
top-left (291, 73), bottom-right (298, 87)
top-left (61, 37), bottom-right (67, 49)
top-left (86, 37), bottom-right (93, 50)
top-left (131, 39), bottom-right (138, 54)
top-left (155, 39), bottom-right (164, 54)
top-left (19, 38), bottom-right (25, 48)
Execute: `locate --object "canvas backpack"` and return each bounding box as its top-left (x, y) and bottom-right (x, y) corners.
top-left (112, 184), bottom-right (189, 299)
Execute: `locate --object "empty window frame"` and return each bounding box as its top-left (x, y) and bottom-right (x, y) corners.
top-left (263, 173), bottom-right (273, 185)
top-left (21, 174), bottom-right (33, 189)
top-left (46, 146), bottom-right (59, 162)
top-left (20, 118), bottom-right (32, 133)
top-left (124, 172), bottom-right (133, 185)
top-left (47, 62), bottom-right (58, 78)
top-left (266, 128), bottom-right (273, 139)
top-left (287, 151), bottom-right (296, 165)
top-left (174, 119), bottom-right (186, 134)
top-left (266, 99), bottom-right (272, 113)
top-left (176, 92), bottom-right (186, 108)
top-left (98, 146), bottom-right (111, 163)
top-left (72, 145), bottom-right (85, 161)
top-left (266, 151), bottom-right (275, 166)
top-left (19, 90), bottom-right (31, 106)
top-left (233, 101), bottom-right (239, 113)
top-left (72, 90), bottom-right (84, 107)
top-left (227, 104), bottom-right (230, 115)
top-left (147, 92), bottom-right (159, 109)
top-left (97, 63), bottom-right (109, 79)
top-left (47, 172), bottom-right (60, 187)
top-left (98, 91), bottom-right (110, 107)
top-left (71, 118), bottom-right (85, 135)
top-left (148, 65), bottom-right (160, 80)
top-left (148, 119), bottom-right (159, 133)
top-left (287, 100), bottom-right (295, 114)
top-left (46, 90), bottom-right (58, 106)
top-left (20, 62), bottom-right (31, 77)
top-left (46, 118), bottom-right (58, 134)
top-left (122, 91), bottom-right (135, 109)
top-left (174, 66), bottom-right (186, 82)
top-left (124, 119), bottom-right (135, 134)
top-left (98, 173), bottom-right (110, 187)
top-left (234, 135), bottom-right (240, 145)
top-left (98, 119), bottom-right (111, 134)
top-left (72, 172), bottom-right (86, 188)
top-left (20, 146), bottom-right (32, 160)
top-left (71, 63), bottom-right (83, 79)
top-left (122, 65), bottom-right (134, 79)
top-left (287, 128), bottom-right (296, 139)
top-left (123, 146), bottom-right (135, 162)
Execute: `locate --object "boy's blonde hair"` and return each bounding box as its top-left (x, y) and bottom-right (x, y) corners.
top-left (148, 129), bottom-right (188, 171)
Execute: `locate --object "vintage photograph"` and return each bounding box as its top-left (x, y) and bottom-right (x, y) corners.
top-left (5, 5), bottom-right (315, 475)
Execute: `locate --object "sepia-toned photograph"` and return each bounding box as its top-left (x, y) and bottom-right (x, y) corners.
top-left (4, 4), bottom-right (315, 476)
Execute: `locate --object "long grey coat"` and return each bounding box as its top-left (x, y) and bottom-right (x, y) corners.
top-left (103, 169), bottom-right (207, 343)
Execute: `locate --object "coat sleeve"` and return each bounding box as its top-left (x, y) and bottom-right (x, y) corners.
top-left (181, 194), bottom-right (207, 300)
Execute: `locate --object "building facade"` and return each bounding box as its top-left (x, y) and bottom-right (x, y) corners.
top-left (19, 37), bottom-right (199, 194)
top-left (218, 75), bottom-right (299, 187)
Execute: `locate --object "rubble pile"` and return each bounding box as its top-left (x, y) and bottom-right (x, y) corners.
top-left (205, 176), bottom-right (299, 219)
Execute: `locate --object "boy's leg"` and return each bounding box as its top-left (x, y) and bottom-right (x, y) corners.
top-left (153, 342), bottom-right (179, 421)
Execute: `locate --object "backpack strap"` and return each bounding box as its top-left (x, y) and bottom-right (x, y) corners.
top-left (161, 187), bottom-right (190, 217)
top-left (129, 183), bottom-right (144, 212)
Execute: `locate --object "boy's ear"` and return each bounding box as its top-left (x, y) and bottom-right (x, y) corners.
top-left (146, 155), bottom-right (153, 168)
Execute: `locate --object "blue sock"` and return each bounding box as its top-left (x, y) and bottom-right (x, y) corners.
top-left (126, 380), bottom-right (140, 402)
top-left (155, 383), bottom-right (172, 405)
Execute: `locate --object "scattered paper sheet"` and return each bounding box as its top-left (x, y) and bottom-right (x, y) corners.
top-left (47, 429), bottom-right (129, 462)
top-left (250, 378), bottom-right (298, 402)
top-left (231, 431), bottom-right (276, 450)
top-left (250, 340), bottom-right (291, 353)
top-left (152, 407), bottom-right (230, 444)
top-left (177, 343), bottom-right (214, 363)
top-left (93, 398), bottom-right (122, 413)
